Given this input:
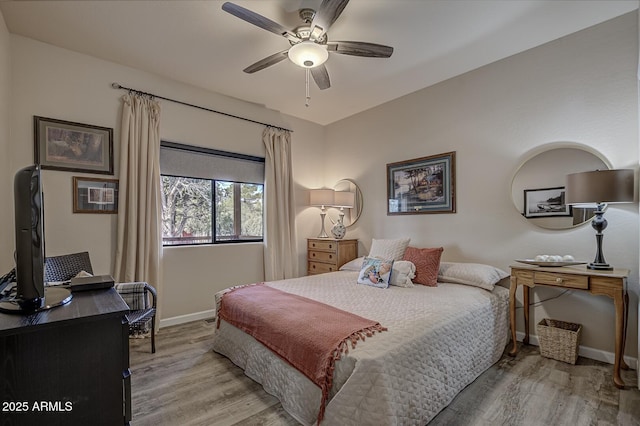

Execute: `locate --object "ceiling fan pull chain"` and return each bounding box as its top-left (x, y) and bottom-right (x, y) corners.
top-left (305, 68), bottom-right (311, 107)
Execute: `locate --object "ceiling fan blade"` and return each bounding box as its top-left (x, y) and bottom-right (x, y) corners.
top-left (243, 50), bottom-right (289, 73)
top-left (222, 2), bottom-right (300, 43)
top-left (327, 41), bottom-right (393, 58)
top-left (311, 65), bottom-right (331, 90)
top-left (309, 0), bottom-right (350, 41)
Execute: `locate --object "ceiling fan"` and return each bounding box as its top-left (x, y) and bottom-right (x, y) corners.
top-left (222, 0), bottom-right (393, 103)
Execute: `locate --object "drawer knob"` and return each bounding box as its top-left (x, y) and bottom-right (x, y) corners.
top-left (312, 253), bottom-right (316, 257)
top-left (556, 277), bottom-right (563, 283)
top-left (329, 244), bottom-right (333, 249)
top-left (329, 255), bottom-right (333, 259)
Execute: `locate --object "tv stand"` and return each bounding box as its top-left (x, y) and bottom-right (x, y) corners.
top-left (0, 288), bottom-right (131, 425)
top-left (0, 285), bottom-right (72, 313)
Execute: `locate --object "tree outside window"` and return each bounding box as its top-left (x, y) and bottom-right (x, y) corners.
top-left (161, 176), bottom-right (263, 245)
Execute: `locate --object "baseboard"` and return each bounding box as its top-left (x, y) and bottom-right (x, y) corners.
top-left (159, 309), bottom-right (215, 328)
top-left (515, 331), bottom-right (638, 369)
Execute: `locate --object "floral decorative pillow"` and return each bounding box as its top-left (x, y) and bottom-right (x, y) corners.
top-left (403, 246), bottom-right (443, 287)
top-left (357, 257), bottom-right (394, 288)
top-left (344, 257), bottom-right (414, 287)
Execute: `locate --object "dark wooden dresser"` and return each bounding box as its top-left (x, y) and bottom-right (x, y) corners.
top-left (0, 288), bottom-right (131, 425)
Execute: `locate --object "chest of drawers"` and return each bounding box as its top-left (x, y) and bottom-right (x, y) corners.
top-left (307, 238), bottom-right (358, 275)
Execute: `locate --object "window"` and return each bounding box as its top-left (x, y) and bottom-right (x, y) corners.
top-left (160, 142), bottom-right (264, 246)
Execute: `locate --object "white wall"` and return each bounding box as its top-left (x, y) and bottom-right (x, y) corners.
top-left (6, 10), bottom-right (639, 363)
top-left (323, 13), bottom-right (639, 361)
top-left (8, 35), bottom-right (325, 321)
top-left (0, 10), bottom-right (11, 273)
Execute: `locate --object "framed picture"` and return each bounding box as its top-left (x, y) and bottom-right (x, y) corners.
top-left (34, 116), bottom-right (114, 175)
top-left (73, 176), bottom-right (119, 214)
top-left (523, 186), bottom-right (571, 218)
top-left (387, 151), bottom-right (456, 215)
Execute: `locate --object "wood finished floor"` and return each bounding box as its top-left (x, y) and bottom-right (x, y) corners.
top-left (129, 320), bottom-right (640, 426)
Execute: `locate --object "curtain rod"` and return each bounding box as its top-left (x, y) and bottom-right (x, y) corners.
top-left (111, 82), bottom-right (293, 133)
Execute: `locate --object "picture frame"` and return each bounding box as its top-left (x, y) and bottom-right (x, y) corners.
top-left (73, 176), bottom-right (119, 214)
top-left (387, 151), bottom-right (456, 215)
top-left (523, 186), bottom-right (571, 218)
top-left (34, 116), bottom-right (114, 175)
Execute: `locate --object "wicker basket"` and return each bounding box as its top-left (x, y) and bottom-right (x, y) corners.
top-left (536, 318), bottom-right (582, 364)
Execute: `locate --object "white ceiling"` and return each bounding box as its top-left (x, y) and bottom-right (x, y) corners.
top-left (0, 1), bottom-right (637, 125)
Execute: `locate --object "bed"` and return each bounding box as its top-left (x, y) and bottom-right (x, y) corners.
top-left (212, 268), bottom-right (509, 425)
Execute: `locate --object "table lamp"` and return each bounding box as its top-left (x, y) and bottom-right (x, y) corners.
top-left (309, 189), bottom-right (334, 238)
top-left (330, 191), bottom-right (355, 239)
top-left (565, 169), bottom-right (634, 270)
top-left (333, 191), bottom-right (355, 224)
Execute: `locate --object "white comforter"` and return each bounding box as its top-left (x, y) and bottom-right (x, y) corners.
top-left (212, 271), bottom-right (509, 425)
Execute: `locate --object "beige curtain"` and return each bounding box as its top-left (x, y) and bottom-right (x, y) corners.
top-left (114, 94), bottom-right (162, 297)
top-left (263, 127), bottom-right (298, 280)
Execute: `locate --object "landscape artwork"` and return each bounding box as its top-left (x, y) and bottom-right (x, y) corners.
top-left (34, 116), bottom-right (114, 174)
top-left (387, 151), bottom-right (456, 215)
top-left (523, 186), bottom-right (571, 218)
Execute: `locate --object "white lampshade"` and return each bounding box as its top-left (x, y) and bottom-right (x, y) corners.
top-left (334, 191), bottom-right (355, 208)
top-left (288, 41), bottom-right (329, 68)
top-left (309, 189), bottom-right (334, 207)
top-left (566, 169), bottom-right (634, 205)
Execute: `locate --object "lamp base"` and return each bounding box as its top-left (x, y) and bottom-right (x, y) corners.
top-left (587, 262), bottom-right (613, 271)
top-left (317, 211), bottom-right (329, 238)
top-left (588, 205), bottom-right (612, 271)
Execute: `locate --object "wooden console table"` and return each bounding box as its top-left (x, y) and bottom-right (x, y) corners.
top-left (508, 264), bottom-right (629, 388)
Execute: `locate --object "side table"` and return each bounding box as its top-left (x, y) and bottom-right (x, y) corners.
top-left (508, 264), bottom-right (629, 388)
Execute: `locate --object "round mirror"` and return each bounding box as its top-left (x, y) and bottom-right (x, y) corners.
top-left (333, 179), bottom-right (363, 228)
top-left (511, 145), bottom-right (611, 230)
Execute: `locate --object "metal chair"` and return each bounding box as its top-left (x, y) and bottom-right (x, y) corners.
top-left (114, 282), bottom-right (157, 353)
top-left (44, 252), bottom-right (158, 353)
top-left (45, 251), bottom-right (93, 282)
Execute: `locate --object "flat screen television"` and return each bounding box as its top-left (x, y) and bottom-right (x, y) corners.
top-left (0, 165), bottom-right (72, 314)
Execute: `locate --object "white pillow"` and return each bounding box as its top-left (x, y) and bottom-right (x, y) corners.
top-left (368, 238), bottom-right (411, 261)
top-left (339, 257), bottom-right (364, 271)
top-left (389, 260), bottom-right (415, 287)
top-left (438, 262), bottom-right (509, 291)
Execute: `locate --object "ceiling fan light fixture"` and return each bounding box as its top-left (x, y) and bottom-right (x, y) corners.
top-left (288, 41), bottom-right (328, 68)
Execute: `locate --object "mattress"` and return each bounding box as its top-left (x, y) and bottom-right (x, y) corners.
top-left (212, 270), bottom-right (509, 425)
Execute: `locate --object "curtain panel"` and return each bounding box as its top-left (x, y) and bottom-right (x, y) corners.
top-left (263, 127), bottom-right (298, 280)
top-left (114, 94), bottom-right (163, 315)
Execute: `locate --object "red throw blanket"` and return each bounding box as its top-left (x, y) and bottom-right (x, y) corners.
top-left (217, 283), bottom-right (387, 424)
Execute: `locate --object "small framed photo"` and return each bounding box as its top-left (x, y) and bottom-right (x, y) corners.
top-left (523, 186), bottom-right (571, 218)
top-left (34, 116), bottom-right (114, 175)
top-left (387, 151), bottom-right (456, 215)
top-left (73, 176), bottom-right (119, 214)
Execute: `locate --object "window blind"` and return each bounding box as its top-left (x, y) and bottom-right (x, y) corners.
top-left (160, 141), bottom-right (264, 184)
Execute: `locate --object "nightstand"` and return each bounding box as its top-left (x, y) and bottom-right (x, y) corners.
top-left (307, 238), bottom-right (358, 275)
top-left (508, 264), bottom-right (629, 388)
